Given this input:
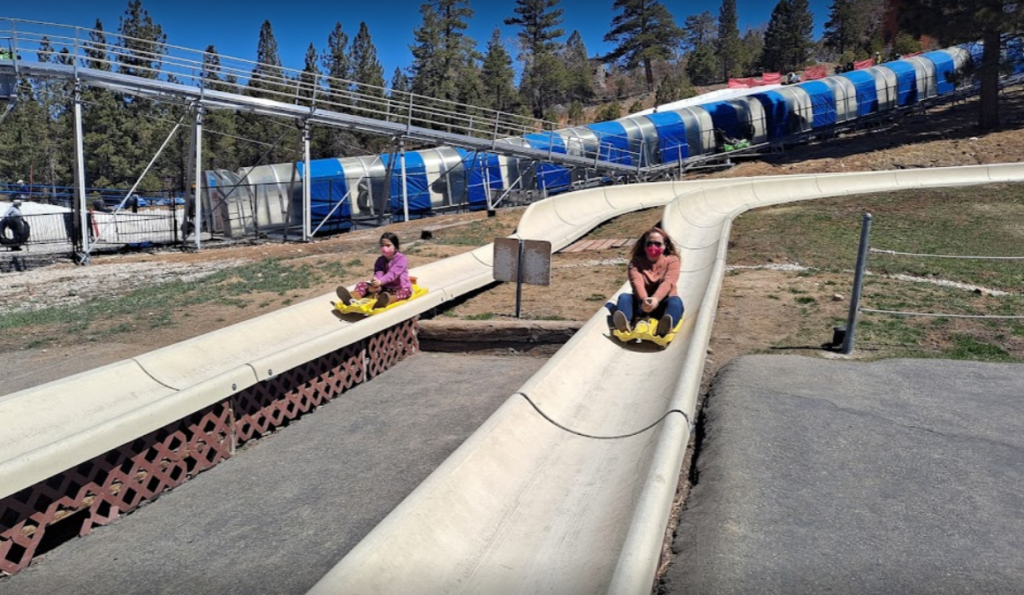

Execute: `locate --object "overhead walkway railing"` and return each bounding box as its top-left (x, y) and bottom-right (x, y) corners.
top-left (0, 19), bottom-right (639, 176)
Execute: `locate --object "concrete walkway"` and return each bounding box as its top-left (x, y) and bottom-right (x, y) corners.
top-left (664, 355), bottom-right (1024, 595)
top-left (1, 352), bottom-right (546, 595)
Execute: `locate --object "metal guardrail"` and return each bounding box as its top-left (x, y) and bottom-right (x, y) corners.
top-left (0, 18), bottom-right (641, 174)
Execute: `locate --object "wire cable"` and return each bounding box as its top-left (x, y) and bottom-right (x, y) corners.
top-left (870, 248), bottom-right (1024, 261)
top-left (514, 392), bottom-right (690, 440)
top-left (862, 308), bottom-right (1024, 320)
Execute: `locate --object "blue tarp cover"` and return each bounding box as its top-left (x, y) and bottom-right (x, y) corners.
top-left (458, 148), bottom-right (503, 210)
top-left (380, 152), bottom-right (431, 219)
top-left (525, 133), bottom-right (572, 191)
top-left (751, 92), bottom-right (790, 141)
top-left (960, 42), bottom-right (984, 69)
top-left (703, 101), bottom-right (744, 140)
top-left (797, 81), bottom-right (837, 128)
top-left (1007, 37), bottom-right (1024, 74)
top-left (586, 121), bottom-right (633, 165)
top-left (298, 158), bottom-right (352, 229)
top-left (885, 61), bottom-right (917, 106)
top-left (839, 70), bottom-right (879, 116)
top-left (921, 51), bottom-right (956, 95)
top-left (644, 111), bottom-right (689, 163)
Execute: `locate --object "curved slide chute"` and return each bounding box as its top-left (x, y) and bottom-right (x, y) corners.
top-left (308, 163), bottom-right (1024, 595)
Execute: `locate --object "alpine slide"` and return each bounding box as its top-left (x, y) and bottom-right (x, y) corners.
top-left (2, 18), bottom-right (1023, 594)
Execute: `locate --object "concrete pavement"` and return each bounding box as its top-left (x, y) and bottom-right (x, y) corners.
top-left (664, 355), bottom-right (1024, 595)
top-left (1, 352), bottom-right (546, 595)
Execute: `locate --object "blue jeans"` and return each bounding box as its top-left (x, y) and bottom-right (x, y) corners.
top-left (615, 293), bottom-right (684, 324)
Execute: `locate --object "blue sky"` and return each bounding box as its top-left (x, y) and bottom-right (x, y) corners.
top-left (3, 1), bottom-right (831, 78)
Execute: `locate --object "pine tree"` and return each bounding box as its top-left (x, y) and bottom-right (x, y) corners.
top-left (320, 22), bottom-right (351, 107)
top-left (761, 0), bottom-right (815, 73)
top-left (240, 20), bottom-right (295, 167)
top-left (481, 29), bottom-right (518, 112)
top-left (563, 31), bottom-right (594, 102)
top-left (682, 11), bottom-right (717, 51)
top-left (117, 0), bottom-right (167, 80)
top-left (686, 43), bottom-right (719, 85)
top-left (250, 20), bottom-right (285, 98)
top-left (505, 0), bottom-right (566, 117)
top-left (410, 0), bottom-right (478, 106)
top-left (199, 46), bottom-right (238, 171)
top-left (567, 100), bottom-right (585, 124)
top-left (717, 0), bottom-right (744, 79)
top-left (299, 42), bottom-right (320, 101)
top-left (655, 69), bottom-right (695, 105)
top-left (898, 0), bottom-right (1022, 128)
top-left (32, 39), bottom-right (73, 191)
top-left (37, 36), bottom-right (54, 63)
top-left (740, 26), bottom-right (766, 74)
top-left (455, 58), bottom-right (485, 111)
top-left (0, 83), bottom-right (49, 189)
top-left (604, 0), bottom-right (682, 89)
top-left (506, 0), bottom-right (565, 54)
top-left (85, 20), bottom-right (111, 71)
top-left (390, 67), bottom-right (411, 95)
top-left (115, 2), bottom-right (172, 190)
top-left (595, 100), bottom-right (622, 121)
top-left (350, 22), bottom-right (385, 111)
top-left (83, 20), bottom-right (127, 187)
top-left (823, 0), bottom-right (866, 57)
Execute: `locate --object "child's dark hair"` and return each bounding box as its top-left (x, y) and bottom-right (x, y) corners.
top-left (629, 226), bottom-right (677, 262)
top-left (380, 232), bottom-right (400, 251)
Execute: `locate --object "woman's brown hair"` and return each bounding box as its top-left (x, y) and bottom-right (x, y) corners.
top-left (629, 226), bottom-right (678, 262)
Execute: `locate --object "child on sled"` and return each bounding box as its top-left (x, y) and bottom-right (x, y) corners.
top-left (336, 232), bottom-right (413, 309)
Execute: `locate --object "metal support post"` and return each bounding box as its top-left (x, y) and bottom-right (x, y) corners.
top-left (515, 239), bottom-right (524, 319)
top-left (302, 122), bottom-right (311, 241)
top-left (72, 81), bottom-right (89, 261)
top-left (841, 213), bottom-right (873, 355)
top-left (400, 137), bottom-right (409, 223)
top-left (192, 105), bottom-right (203, 250)
top-left (406, 93), bottom-right (414, 133)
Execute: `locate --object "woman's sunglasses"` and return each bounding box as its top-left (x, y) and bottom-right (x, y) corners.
top-left (645, 241), bottom-right (663, 247)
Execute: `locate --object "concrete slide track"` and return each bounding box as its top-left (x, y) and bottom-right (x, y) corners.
top-left (2, 165), bottom-right (1022, 593)
top-left (307, 163), bottom-right (1024, 595)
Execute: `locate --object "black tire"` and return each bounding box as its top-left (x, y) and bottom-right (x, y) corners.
top-left (0, 217), bottom-right (30, 247)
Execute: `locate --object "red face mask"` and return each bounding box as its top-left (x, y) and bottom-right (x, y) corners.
top-left (380, 244), bottom-right (396, 258)
top-left (645, 244), bottom-right (664, 259)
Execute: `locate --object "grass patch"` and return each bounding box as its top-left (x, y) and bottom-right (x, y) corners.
top-left (432, 214), bottom-right (519, 247)
top-left (585, 293), bottom-right (607, 302)
top-left (0, 259), bottom-right (324, 341)
top-left (465, 312), bottom-right (496, 320)
top-left (945, 334), bottom-right (1014, 362)
top-left (731, 185), bottom-right (1024, 291)
top-left (730, 186), bottom-right (1024, 362)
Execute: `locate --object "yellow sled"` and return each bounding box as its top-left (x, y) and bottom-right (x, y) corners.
top-left (333, 284), bottom-right (428, 316)
top-left (612, 315), bottom-right (684, 348)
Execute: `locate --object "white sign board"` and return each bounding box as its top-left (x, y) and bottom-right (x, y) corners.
top-left (493, 238), bottom-right (552, 286)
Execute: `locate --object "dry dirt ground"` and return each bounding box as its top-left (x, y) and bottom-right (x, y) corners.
top-left (3, 87), bottom-right (1024, 394)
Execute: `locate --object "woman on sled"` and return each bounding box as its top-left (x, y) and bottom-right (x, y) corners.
top-left (612, 227), bottom-right (685, 338)
top-left (336, 232), bottom-right (412, 309)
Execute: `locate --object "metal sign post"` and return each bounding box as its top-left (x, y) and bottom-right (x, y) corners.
top-left (841, 213), bottom-right (873, 354)
top-left (494, 237), bottom-right (552, 318)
